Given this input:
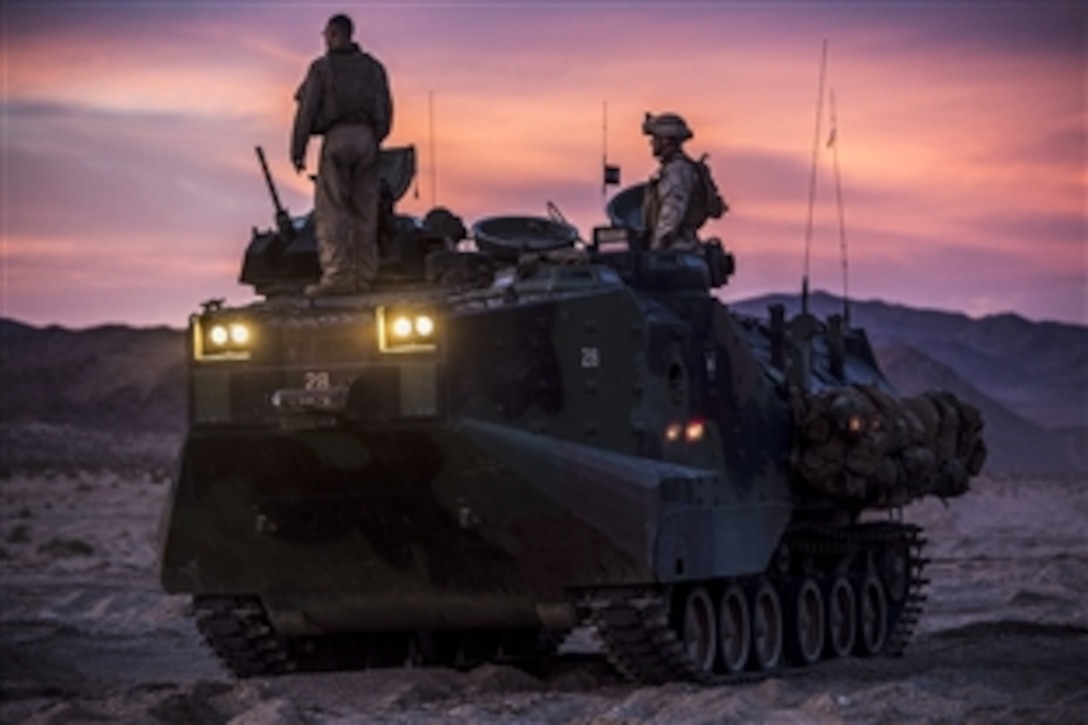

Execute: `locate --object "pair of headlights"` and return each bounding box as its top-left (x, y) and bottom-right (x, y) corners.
top-left (208, 323), bottom-right (251, 347)
top-left (388, 314), bottom-right (435, 339)
top-left (379, 310), bottom-right (437, 352)
top-left (196, 320), bottom-right (254, 360)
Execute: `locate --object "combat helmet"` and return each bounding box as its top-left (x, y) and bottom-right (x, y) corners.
top-left (642, 112), bottom-right (693, 141)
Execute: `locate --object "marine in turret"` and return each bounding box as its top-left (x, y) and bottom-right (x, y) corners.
top-left (641, 112), bottom-right (728, 251)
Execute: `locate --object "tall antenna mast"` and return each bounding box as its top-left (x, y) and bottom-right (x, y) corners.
top-left (801, 39), bottom-right (829, 315)
top-left (428, 90), bottom-right (437, 207)
top-left (829, 88), bottom-right (851, 325)
top-left (602, 101), bottom-right (608, 199)
top-left (600, 101), bottom-right (621, 200)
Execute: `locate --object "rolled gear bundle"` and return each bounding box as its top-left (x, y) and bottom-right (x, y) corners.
top-left (790, 384), bottom-right (987, 507)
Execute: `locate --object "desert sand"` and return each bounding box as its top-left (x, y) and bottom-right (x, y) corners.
top-left (2, 452), bottom-right (1086, 723)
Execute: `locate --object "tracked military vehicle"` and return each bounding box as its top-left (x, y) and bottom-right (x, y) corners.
top-left (159, 144), bottom-right (986, 683)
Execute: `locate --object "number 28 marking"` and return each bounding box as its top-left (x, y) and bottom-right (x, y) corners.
top-left (304, 371), bottom-right (330, 390)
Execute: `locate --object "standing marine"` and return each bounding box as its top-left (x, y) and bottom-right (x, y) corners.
top-left (641, 112), bottom-right (727, 251)
top-left (291, 13), bottom-right (393, 296)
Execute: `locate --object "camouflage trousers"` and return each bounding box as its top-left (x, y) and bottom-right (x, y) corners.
top-left (314, 123), bottom-right (380, 289)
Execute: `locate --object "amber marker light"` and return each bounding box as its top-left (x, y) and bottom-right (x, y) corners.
top-left (665, 422), bottom-right (682, 442)
top-left (685, 419), bottom-right (706, 443)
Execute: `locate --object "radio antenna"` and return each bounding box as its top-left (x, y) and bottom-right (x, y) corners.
top-left (600, 101), bottom-right (622, 200)
top-left (801, 39), bottom-right (828, 315)
top-left (602, 101), bottom-right (608, 199)
top-left (829, 88), bottom-right (851, 325)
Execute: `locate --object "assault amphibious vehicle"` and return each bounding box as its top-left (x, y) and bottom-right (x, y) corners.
top-left (159, 145), bottom-right (986, 683)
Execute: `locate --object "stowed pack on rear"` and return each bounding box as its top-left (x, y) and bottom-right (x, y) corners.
top-left (684, 153), bottom-right (729, 228)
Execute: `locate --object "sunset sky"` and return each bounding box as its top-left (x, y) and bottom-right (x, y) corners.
top-left (2, 1), bottom-right (1085, 327)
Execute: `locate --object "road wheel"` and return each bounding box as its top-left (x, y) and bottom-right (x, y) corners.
top-left (749, 580), bottom-right (784, 671)
top-left (680, 586), bottom-right (717, 674)
top-left (855, 574), bottom-right (889, 655)
top-left (718, 583), bottom-right (751, 674)
top-left (788, 577), bottom-right (826, 665)
top-left (825, 574), bottom-right (857, 658)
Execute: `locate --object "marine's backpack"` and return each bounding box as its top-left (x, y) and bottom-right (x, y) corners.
top-left (690, 154), bottom-right (729, 224)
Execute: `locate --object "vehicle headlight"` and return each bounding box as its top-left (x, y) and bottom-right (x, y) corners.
top-left (414, 315), bottom-right (435, 337)
top-left (195, 317), bottom-right (254, 360)
top-left (230, 323), bottom-right (250, 345)
top-left (391, 316), bottom-right (414, 338)
top-left (379, 306), bottom-right (438, 353)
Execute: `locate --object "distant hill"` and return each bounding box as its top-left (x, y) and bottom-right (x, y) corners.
top-left (0, 318), bottom-right (36, 338)
top-left (0, 323), bottom-right (186, 433)
top-left (1, 293), bottom-right (1084, 477)
top-left (729, 291), bottom-right (1088, 430)
top-left (876, 343), bottom-right (1072, 477)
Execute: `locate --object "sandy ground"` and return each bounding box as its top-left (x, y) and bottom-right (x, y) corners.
top-left (2, 463), bottom-right (1086, 724)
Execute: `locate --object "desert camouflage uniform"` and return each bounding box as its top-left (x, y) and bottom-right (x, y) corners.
top-left (643, 149), bottom-right (701, 250)
top-left (291, 43), bottom-right (392, 292)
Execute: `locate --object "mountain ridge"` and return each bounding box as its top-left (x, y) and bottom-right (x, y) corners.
top-left (730, 290), bottom-right (1087, 431)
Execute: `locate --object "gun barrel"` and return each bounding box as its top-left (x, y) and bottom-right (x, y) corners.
top-left (255, 146), bottom-right (296, 251)
top-left (255, 146), bottom-right (287, 216)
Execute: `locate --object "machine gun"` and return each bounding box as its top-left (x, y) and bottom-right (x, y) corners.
top-left (240, 145), bottom-right (423, 294)
top-left (255, 146), bottom-right (296, 254)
